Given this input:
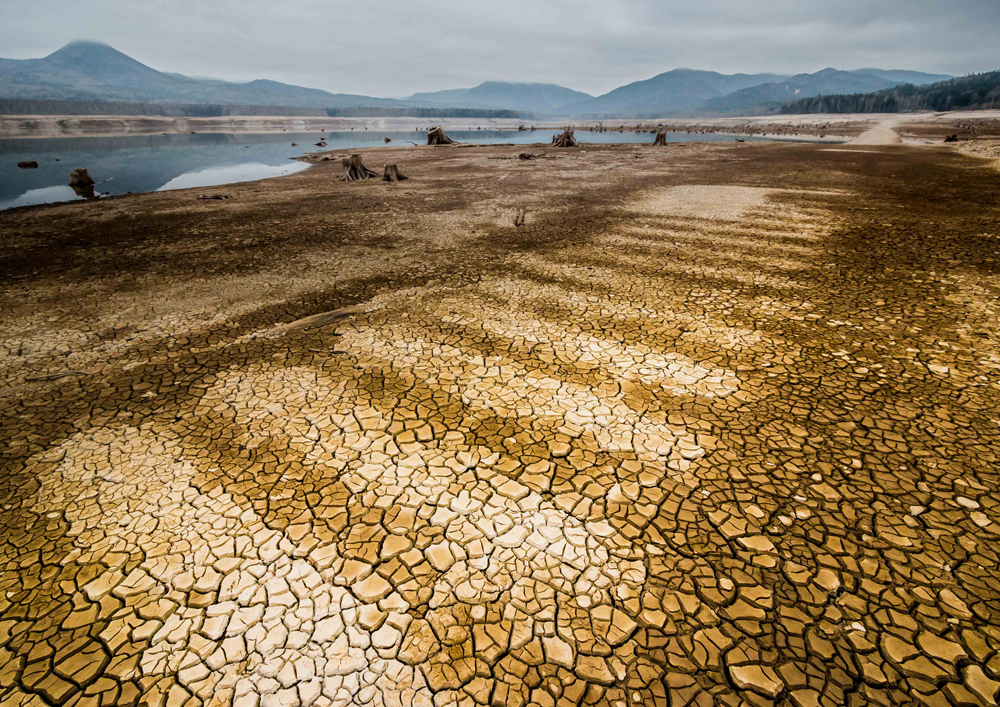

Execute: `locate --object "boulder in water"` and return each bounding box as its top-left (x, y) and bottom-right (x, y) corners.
top-left (17, 161), bottom-right (38, 169)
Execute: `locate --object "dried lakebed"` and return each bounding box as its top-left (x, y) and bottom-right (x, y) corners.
top-left (1, 141), bottom-right (999, 707)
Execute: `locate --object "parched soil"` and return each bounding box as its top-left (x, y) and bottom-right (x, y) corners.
top-left (2, 140), bottom-right (1000, 707)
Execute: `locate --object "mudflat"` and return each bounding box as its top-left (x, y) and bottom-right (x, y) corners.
top-left (2, 138), bottom-right (1000, 707)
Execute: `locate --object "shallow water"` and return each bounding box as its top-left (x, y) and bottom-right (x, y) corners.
top-left (0, 129), bottom-right (765, 210)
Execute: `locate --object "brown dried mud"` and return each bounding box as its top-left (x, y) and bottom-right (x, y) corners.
top-left (1, 141), bottom-right (1000, 707)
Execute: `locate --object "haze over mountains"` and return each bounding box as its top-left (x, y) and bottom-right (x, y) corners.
top-left (0, 41), bottom-right (957, 118)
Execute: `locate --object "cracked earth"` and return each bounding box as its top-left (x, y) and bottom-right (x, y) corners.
top-left (1, 140), bottom-right (1000, 707)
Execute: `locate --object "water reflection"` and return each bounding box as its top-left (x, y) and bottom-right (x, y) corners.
top-left (158, 162), bottom-right (309, 192)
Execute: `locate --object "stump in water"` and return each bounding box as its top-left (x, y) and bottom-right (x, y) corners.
top-left (382, 164), bottom-right (408, 182)
top-left (652, 128), bottom-right (668, 146)
top-left (551, 129), bottom-right (578, 148)
top-left (342, 154), bottom-right (378, 181)
top-left (427, 126), bottom-right (455, 145)
top-left (69, 168), bottom-right (95, 186)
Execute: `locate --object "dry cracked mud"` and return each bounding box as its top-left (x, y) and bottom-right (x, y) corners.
top-left (1, 140), bottom-right (1000, 707)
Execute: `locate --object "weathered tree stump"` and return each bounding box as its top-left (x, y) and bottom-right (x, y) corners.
top-left (382, 164), bottom-right (408, 182)
top-left (652, 128), bottom-right (668, 146)
top-left (69, 168), bottom-right (95, 186)
top-left (551, 129), bottom-right (578, 148)
top-left (427, 126), bottom-right (455, 145)
top-left (342, 154), bottom-right (378, 181)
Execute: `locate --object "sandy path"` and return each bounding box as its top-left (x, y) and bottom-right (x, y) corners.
top-left (848, 116), bottom-right (903, 145)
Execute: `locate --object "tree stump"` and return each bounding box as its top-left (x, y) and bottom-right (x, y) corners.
top-left (551, 129), bottom-right (578, 148)
top-left (69, 168), bottom-right (95, 186)
top-left (382, 164), bottom-right (408, 182)
top-left (427, 126), bottom-right (455, 145)
top-left (342, 154), bottom-right (378, 181)
top-left (652, 128), bottom-right (668, 146)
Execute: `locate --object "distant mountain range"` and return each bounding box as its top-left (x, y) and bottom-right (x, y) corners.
top-left (781, 71), bottom-right (1000, 114)
top-left (409, 82), bottom-right (594, 115)
top-left (565, 69), bottom-right (790, 116)
top-left (702, 68), bottom-right (953, 113)
top-left (0, 41), bottom-right (961, 118)
top-left (0, 42), bottom-right (416, 110)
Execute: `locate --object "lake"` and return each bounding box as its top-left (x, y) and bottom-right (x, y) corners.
top-left (0, 129), bottom-right (766, 210)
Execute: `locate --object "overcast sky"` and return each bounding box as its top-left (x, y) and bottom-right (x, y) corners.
top-left (2, 0), bottom-right (998, 96)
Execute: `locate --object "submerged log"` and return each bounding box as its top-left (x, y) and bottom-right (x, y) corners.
top-left (427, 126), bottom-right (455, 145)
top-left (382, 164), bottom-right (408, 182)
top-left (69, 168), bottom-right (95, 186)
top-left (342, 154), bottom-right (378, 181)
top-left (551, 129), bottom-right (578, 148)
top-left (652, 128), bottom-right (668, 146)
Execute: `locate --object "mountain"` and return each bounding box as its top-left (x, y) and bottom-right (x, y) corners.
top-left (0, 41), bottom-right (414, 110)
top-left (563, 69), bottom-right (789, 116)
top-left (853, 69), bottom-right (954, 85)
top-left (781, 71), bottom-right (1000, 114)
top-left (408, 82), bottom-right (593, 114)
top-left (702, 68), bottom-right (953, 113)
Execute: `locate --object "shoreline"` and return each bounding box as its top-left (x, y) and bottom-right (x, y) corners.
top-left (0, 112), bottom-right (892, 140)
top-left (2, 109), bottom-right (998, 143)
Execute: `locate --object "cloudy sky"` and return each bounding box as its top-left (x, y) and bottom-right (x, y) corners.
top-left (2, 0), bottom-right (998, 96)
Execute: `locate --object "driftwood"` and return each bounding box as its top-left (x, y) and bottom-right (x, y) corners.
top-left (517, 153), bottom-right (536, 160)
top-left (551, 129), bottom-right (578, 148)
top-left (427, 126), bottom-right (455, 145)
top-left (342, 154), bottom-right (378, 181)
top-left (273, 305), bottom-right (366, 335)
top-left (69, 168), bottom-right (95, 186)
top-left (652, 128), bottom-right (668, 146)
top-left (382, 164), bottom-right (408, 182)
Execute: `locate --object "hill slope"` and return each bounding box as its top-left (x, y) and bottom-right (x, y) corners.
top-left (408, 82), bottom-right (593, 114)
top-left (780, 71), bottom-right (1000, 113)
top-left (564, 69), bottom-right (788, 116)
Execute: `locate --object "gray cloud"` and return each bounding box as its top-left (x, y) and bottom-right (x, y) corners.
top-left (1, 0), bottom-right (997, 96)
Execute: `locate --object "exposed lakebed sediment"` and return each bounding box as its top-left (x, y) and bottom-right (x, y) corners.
top-left (1, 140), bottom-right (1000, 707)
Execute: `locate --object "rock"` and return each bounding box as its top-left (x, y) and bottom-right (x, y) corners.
top-left (17, 161), bottom-right (38, 169)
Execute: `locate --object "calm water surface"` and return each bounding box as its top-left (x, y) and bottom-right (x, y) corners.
top-left (1, 129), bottom-right (767, 210)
